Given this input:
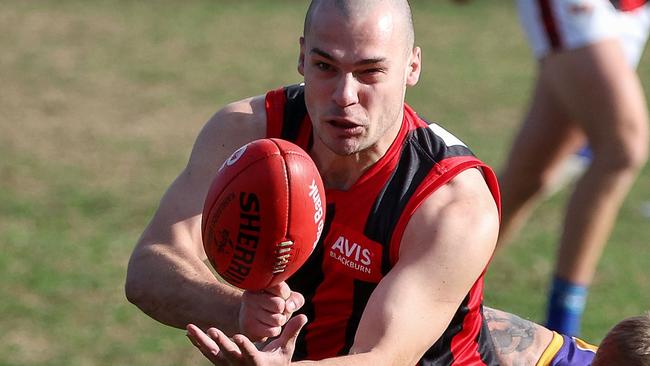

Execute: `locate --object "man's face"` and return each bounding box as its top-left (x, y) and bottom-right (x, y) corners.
top-left (298, 4), bottom-right (420, 157)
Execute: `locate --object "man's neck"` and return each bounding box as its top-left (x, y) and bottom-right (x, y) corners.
top-left (313, 149), bottom-right (381, 190)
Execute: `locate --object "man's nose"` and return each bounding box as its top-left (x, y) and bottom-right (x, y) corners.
top-left (332, 73), bottom-right (359, 107)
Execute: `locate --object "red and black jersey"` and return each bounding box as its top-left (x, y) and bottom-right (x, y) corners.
top-left (610, 0), bottom-right (648, 11)
top-left (265, 84), bottom-right (501, 365)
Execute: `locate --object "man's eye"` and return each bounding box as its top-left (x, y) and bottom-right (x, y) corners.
top-left (315, 62), bottom-right (331, 71)
top-left (354, 68), bottom-right (384, 83)
top-left (361, 68), bottom-right (382, 75)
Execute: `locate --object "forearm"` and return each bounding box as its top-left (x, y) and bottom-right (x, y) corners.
top-left (483, 306), bottom-right (551, 366)
top-left (126, 243), bottom-right (243, 333)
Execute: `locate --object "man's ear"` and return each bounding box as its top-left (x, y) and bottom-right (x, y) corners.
top-left (298, 37), bottom-right (306, 76)
top-left (406, 46), bottom-right (422, 86)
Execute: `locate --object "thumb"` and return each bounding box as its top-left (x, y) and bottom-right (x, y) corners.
top-left (279, 314), bottom-right (308, 351)
top-left (285, 291), bottom-right (305, 314)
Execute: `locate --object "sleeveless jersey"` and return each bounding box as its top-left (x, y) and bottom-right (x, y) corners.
top-left (265, 84), bottom-right (501, 365)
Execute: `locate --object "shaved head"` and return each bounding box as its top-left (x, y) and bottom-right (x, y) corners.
top-left (304, 0), bottom-right (415, 50)
top-left (297, 0), bottom-right (422, 160)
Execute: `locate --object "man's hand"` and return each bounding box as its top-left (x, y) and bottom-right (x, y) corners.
top-left (239, 282), bottom-right (305, 341)
top-left (187, 314), bottom-right (308, 365)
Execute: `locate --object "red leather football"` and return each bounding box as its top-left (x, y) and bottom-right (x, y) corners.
top-left (202, 138), bottom-right (326, 290)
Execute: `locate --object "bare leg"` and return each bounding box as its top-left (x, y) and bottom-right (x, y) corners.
top-left (542, 39), bottom-right (649, 285)
top-left (498, 38), bottom-right (648, 335)
top-left (497, 76), bottom-right (584, 249)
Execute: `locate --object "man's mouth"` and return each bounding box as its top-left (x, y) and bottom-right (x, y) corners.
top-left (328, 118), bottom-right (361, 129)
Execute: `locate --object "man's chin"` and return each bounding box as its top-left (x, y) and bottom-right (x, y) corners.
top-left (329, 147), bottom-right (359, 157)
top-left (327, 139), bottom-right (364, 156)
top-left (315, 134), bottom-right (366, 157)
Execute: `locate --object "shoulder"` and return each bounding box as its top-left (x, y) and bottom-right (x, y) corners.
top-left (401, 106), bottom-right (475, 163)
top-left (398, 168), bottom-right (499, 267)
top-left (411, 168), bottom-right (498, 233)
top-left (188, 95), bottom-right (268, 172)
top-left (201, 95), bottom-right (267, 146)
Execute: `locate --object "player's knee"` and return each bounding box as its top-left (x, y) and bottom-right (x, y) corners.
top-left (593, 128), bottom-right (648, 174)
top-left (631, 141), bottom-right (649, 171)
top-left (616, 142), bottom-right (646, 173)
top-left (620, 115), bottom-right (648, 170)
top-left (597, 148), bottom-right (646, 175)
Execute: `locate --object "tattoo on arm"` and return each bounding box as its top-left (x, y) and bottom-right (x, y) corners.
top-left (484, 307), bottom-right (537, 360)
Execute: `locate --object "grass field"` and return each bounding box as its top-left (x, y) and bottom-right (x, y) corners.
top-left (1, 1), bottom-right (649, 365)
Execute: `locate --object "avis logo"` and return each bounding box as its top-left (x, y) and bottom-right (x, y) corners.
top-left (330, 235), bottom-right (373, 274)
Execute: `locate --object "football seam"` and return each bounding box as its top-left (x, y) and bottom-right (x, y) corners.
top-left (269, 140), bottom-right (292, 242)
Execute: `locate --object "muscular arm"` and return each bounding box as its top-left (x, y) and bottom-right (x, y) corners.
top-left (484, 306), bottom-right (553, 366)
top-left (301, 168), bottom-right (500, 365)
top-left (125, 96), bottom-right (267, 333)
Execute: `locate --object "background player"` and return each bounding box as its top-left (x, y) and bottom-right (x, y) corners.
top-left (486, 307), bottom-right (650, 366)
top-left (498, 0), bottom-right (650, 336)
top-left (125, 0), bottom-right (501, 364)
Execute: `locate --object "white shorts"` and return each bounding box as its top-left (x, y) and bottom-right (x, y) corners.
top-left (517, 0), bottom-right (650, 67)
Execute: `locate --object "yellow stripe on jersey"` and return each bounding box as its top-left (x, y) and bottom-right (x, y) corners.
top-left (573, 337), bottom-right (598, 352)
top-left (536, 332), bottom-right (565, 366)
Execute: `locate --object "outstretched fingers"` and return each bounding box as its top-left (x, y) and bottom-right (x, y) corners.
top-left (264, 314), bottom-right (308, 356)
top-left (207, 328), bottom-right (244, 363)
top-left (187, 315), bottom-right (308, 365)
top-left (232, 334), bottom-right (259, 362)
top-left (186, 324), bottom-right (221, 363)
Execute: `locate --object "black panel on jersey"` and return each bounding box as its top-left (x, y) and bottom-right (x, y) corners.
top-left (288, 203), bottom-right (335, 361)
top-left (411, 123), bottom-right (474, 162)
top-left (477, 307), bottom-right (499, 365)
top-left (282, 84), bottom-right (308, 142)
top-left (340, 280), bottom-right (377, 356)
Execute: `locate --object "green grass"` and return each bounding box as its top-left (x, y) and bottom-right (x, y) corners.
top-left (1, 1), bottom-right (648, 364)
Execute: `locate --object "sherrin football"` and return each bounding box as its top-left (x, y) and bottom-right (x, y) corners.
top-left (202, 138), bottom-right (326, 291)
